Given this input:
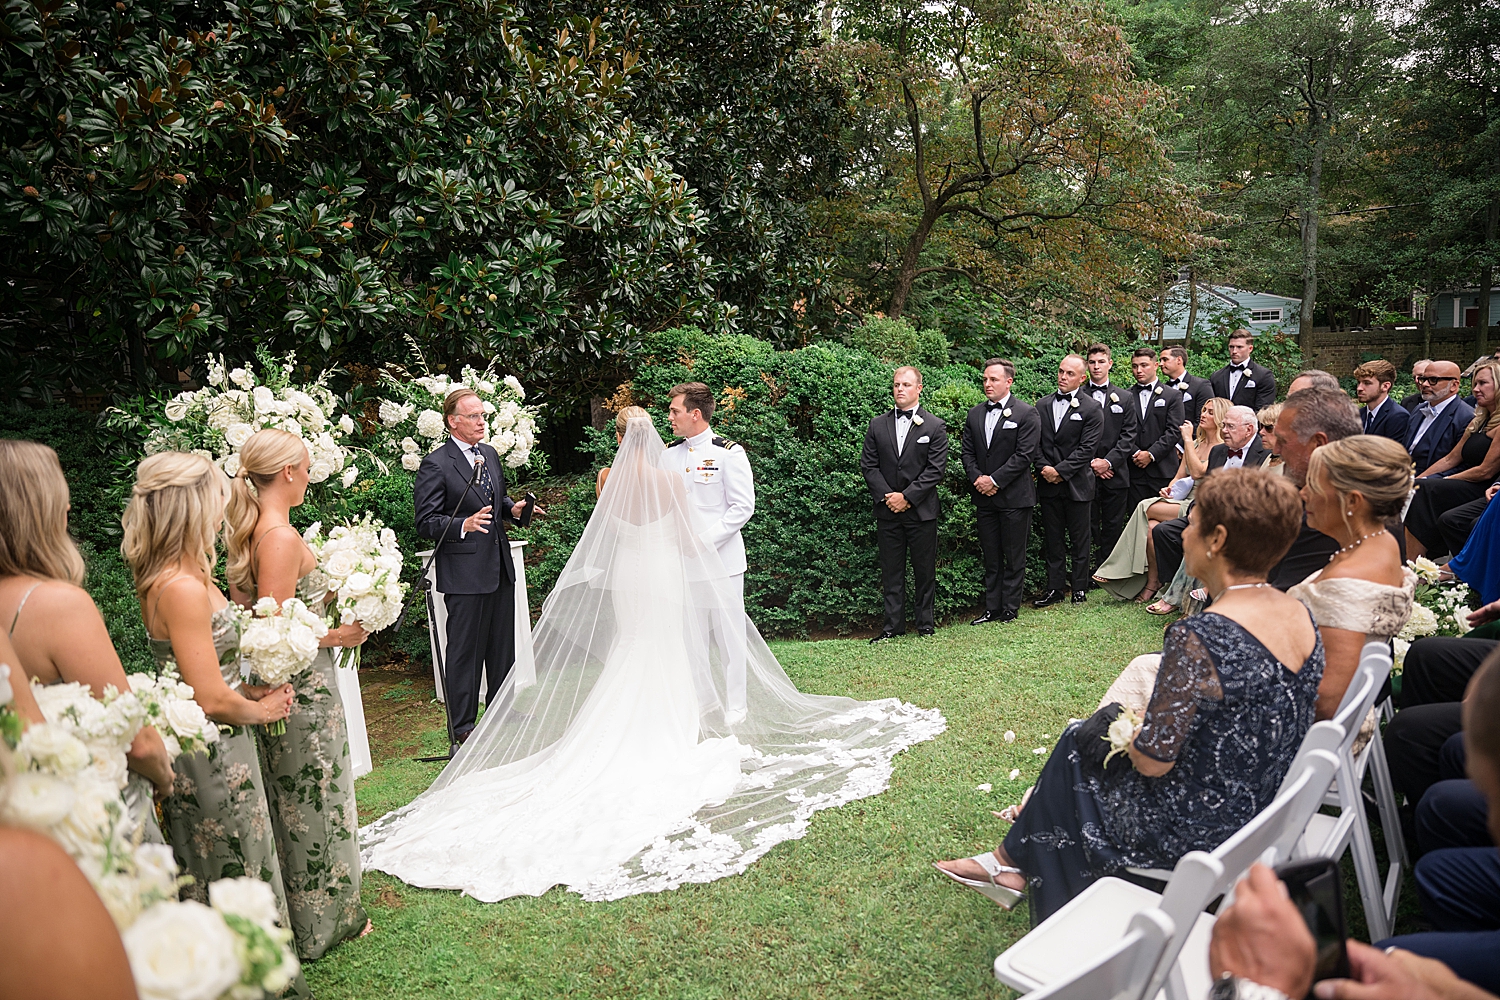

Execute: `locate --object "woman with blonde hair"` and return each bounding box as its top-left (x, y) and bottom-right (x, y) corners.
top-left (121, 452), bottom-right (302, 944)
top-left (1257, 403), bottom-right (1285, 473)
top-left (224, 429), bottom-right (369, 959)
top-left (0, 439), bottom-right (175, 839)
top-left (1405, 359), bottom-right (1500, 558)
top-left (596, 405), bottom-right (652, 495)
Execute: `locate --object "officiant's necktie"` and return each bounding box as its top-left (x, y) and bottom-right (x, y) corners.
top-left (470, 445), bottom-right (494, 499)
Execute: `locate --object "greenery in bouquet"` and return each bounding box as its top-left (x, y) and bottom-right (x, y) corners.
top-left (299, 516), bottom-right (408, 670)
top-left (126, 668), bottom-right (220, 759)
top-left (372, 364), bottom-right (541, 474)
top-left (1395, 557), bottom-right (1474, 670)
top-left (108, 348), bottom-right (358, 487)
top-left (236, 597), bottom-right (329, 734)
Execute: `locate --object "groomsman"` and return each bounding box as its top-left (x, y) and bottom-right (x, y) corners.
top-left (1353, 359), bottom-right (1411, 444)
top-left (1126, 347), bottom-right (1186, 510)
top-left (1032, 355), bottom-right (1104, 607)
top-left (1084, 343), bottom-right (1138, 569)
top-left (860, 366), bottom-right (949, 642)
top-left (961, 359), bottom-right (1040, 624)
top-left (1208, 329), bottom-right (1277, 410)
top-left (1159, 347), bottom-right (1213, 426)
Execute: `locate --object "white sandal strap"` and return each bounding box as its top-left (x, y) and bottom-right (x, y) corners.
top-left (969, 852), bottom-right (1022, 881)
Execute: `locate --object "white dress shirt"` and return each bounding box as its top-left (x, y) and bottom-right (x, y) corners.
top-left (1051, 392), bottom-right (1075, 431)
top-left (1410, 394), bottom-right (1456, 447)
top-left (1229, 364), bottom-right (1246, 397)
top-left (895, 408), bottom-right (916, 454)
top-left (1137, 380), bottom-right (1159, 417)
top-left (984, 394), bottom-right (1011, 447)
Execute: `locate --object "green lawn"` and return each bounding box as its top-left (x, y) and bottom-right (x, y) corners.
top-left (306, 596), bottom-right (1405, 999)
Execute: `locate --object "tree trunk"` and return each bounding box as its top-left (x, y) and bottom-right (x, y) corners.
top-left (1184, 268), bottom-right (1198, 352)
top-left (1298, 146), bottom-right (1325, 359)
top-left (1478, 194), bottom-right (1498, 358)
top-left (1156, 287), bottom-right (1166, 342)
top-left (886, 206), bottom-right (941, 318)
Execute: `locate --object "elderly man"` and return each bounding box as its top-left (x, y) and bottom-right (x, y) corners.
top-left (1405, 359), bottom-right (1435, 412)
top-left (1407, 360), bottom-right (1476, 475)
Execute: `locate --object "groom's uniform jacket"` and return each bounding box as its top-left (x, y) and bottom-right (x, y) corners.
top-left (661, 428), bottom-right (755, 576)
top-left (414, 437), bottom-right (518, 594)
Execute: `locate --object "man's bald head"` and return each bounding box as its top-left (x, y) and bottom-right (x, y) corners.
top-left (1420, 360), bottom-right (1462, 405)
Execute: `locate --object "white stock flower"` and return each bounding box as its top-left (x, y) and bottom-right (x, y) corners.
top-left (209, 876), bottom-right (282, 928)
top-left (493, 401), bottom-right (519, 430)
top-left (401, 453), bottom-right (422, 472)
top-left (229, 368), bottom-right (254, 389)
top-left (503, 374), bottom-right (525, 398)
top-left (224, 423), bottom-right (254, 449)
top-left (207, 359), bottom-right (226, 387)
top-left (477, 379), bottom-right (495, 393)
top-left (123, 901), bottom-right (242, 1000)
top-left (415, 409), bottom-right (445, 439)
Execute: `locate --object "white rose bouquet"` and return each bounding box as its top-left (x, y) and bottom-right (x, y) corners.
top-left (30, 680), bottom-right (147, 791)
top-left (299, 516), bottom-right (407, 671)
top-left (237, 597), bottom-right (329, 734)
top-left (1395, 558), bottom-right (1474, 673)
top-left (106, 347), bottom-right (359, 488)
top-left (127, 667), bottom-right (220, 759)
top-left (371, 364), bottom-right (542, 472)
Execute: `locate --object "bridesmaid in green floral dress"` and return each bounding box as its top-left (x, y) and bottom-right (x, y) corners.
top-left (227, 429), bottom-right (371, 961)
top-left (121, 452), bottom-right (307, 996)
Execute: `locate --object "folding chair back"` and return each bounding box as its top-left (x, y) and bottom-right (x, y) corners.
top-left (1025, 908), bottom-right (1175, 1000)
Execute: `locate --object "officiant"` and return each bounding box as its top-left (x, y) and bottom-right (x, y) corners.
top-left (414, 387), bottom-right (535, 748)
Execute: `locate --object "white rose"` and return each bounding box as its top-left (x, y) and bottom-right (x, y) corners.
top-left (477, 379), bottom-right (495, 393)
top-left (123, 901), bottom-right (242, 1000)
top-left (415, 409), bottom-right (445, 439)
top-left (164, 396), bottom-right (191, 422)
top-left (400, 436), bottom-right (419, 454)
top-left (229, 368), bottom-right (254, 389)
top-left (17, 724), bottom-right (92, 775)
top-left (88, 745), bottom-right (130, 790)
top-left (0, 771), bottom-right (77, 828)
top-left (224, 423), bottom-right (254, 448)
top-left (162, 698), bottom-right (210, 741)
top-left (222, 453), bottom-right (241, 478)
top-left (401, 453), bottom-right (422, 472)
top-left (339, 414), bottom-right (355, 434)
top-left (209, 876), bottom-right (282, 928)
top-left (49, 777), bottom-right (124, 861)
top-left (325, 550), bottom-right (358, 579)
top-left (341, 465), bottom-right (359, 488)
top-left (342, 572), bottom-right (374, 597)
top-left (251, 386), bottom-right (275, 413)
top-left (308, 460), bottom-right (332, 484)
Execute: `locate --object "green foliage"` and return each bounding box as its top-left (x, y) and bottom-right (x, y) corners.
top-left (845, 316), bottom-right (950, 369)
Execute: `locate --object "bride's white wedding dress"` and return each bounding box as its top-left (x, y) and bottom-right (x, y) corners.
top-left (360, 418), bottom-right (944, 902)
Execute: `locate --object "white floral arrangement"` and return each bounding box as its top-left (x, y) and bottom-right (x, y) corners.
top-left (373, 364), bottom-right (540, 472)
top-left (0, 670), bottom-right (300, 999)
top-left (1395, 558), bottom-right (1473, 672)
top-left (299, 516), bottom-right (408, 670)
top-left (30, 680), bottom-right (147, 791)
top-left (237, 597), bottom-right (329, 733)
top-left (126, 667), bottom-right (220, 759)
top-left (114, 348), bottom-right (357, 486)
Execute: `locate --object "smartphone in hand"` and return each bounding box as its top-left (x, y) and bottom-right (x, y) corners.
top-left (1274, 857), bottom-right (1351, 993)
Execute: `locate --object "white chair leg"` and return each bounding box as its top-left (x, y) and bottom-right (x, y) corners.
top-left (1348, 807), bottom-right (1391, 941)
top-left (1366, 728), bottom-right (1409, 871)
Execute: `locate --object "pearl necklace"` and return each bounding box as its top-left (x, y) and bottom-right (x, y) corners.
top-left (1330, 529), bottom-right (1385, 561)
top-left (1212, 582), bottom-right (1273, 602)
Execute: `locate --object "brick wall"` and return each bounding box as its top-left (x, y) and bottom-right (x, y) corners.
top-left (1305, 327), bottom-right (1496, 375)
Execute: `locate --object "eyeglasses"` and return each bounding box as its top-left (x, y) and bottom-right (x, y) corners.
top-left (453, 411), bottom-right (487, 421)
top-left (1415, 376), bottom-right (1458, 385)
top-left (1259, 423), bottom-right (1274, 432)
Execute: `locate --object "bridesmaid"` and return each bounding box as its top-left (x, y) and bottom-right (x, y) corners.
top-left (225, 429), bottom-right (371, 960)
top-left (120, 452), bottom-right (296, 902)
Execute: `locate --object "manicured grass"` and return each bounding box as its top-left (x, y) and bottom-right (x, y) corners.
top-left (307, 596), bottom-right (1415, 999)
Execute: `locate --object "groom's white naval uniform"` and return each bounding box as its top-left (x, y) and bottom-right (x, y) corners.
top-left (659, 426), bottom-right (755, 720)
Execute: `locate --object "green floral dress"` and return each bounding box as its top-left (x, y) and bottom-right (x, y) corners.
top-left (257, 645), bottom-right (368, 961)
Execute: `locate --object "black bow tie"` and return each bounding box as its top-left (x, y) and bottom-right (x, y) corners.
top-left (896, 408), bottom-right (915, 420)
top-left (1059, 392), bottom-right (1074, 402)
top-left (1135, 383), bottom-right (1155, 393)
top-left (986, 401), bottom-right (1004, 411)
top-left (1231, 364), bottom-right (1247, 372)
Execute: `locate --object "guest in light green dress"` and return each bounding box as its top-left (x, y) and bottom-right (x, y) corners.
top-left (228, 429), bottom-right (370, 961)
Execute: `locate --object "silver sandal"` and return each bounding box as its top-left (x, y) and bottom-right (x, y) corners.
top-left (933, 852), bottom-right (1026, 909)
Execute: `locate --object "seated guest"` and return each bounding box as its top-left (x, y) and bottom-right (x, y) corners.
top-left (1289, 435), bottom-right (1416, 720)
top-left (1404, 359), bottom-right (1434, 412)
top-left (935, 470), bottom-right (1318, 921)
top-left (1357, 358), bottom-right (1413, 443)
top-left (1258, 402), bottom-right (1285, 473)
top-left (1093, 397), bottom-right (1230, 603)
top-left (1448, 485), bottom-right (1500, 605)
top-left (1407, 360), bottom-right (1477, 477)
top-left (1292, 368), bottom-right (1343, 391)
top-left (1388, 634), bottom-right (1493, 823)
top-left (1408, 360), bottom-right (1500, 558)
top-left (0, 439), bottom-right (174, 839)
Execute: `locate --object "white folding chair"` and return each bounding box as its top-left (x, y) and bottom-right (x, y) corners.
top-left (994, 749), bottom-right (1340, 1000)
top-left (1294, 639), bottom-right (1404, 940)
top-left (1023, 909), bottom-right (1175, 1000)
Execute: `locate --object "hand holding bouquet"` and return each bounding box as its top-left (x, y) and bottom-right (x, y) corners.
top-left (237, 597), bottom-right (329, 734)
top-left (300, 515), bottom-right (407, 671)
top-left (127, 667), bottom-right (220, 759)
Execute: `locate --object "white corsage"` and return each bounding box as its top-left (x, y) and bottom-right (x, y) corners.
top-left (1102, 704), bottom-right (1144, 767)
top-left (1154, 385), bottom-right (1163, 395)
top-left (1003, 408), bottom-right (1012, 418)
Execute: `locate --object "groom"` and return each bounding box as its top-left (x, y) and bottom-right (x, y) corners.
top-left (414, 387), bottom-right (534, 751)
top-left (659, 382), bottom-right (756, 723)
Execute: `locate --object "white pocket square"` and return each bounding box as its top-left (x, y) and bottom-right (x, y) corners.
top-left (1002, 420), bottom-right (1018, 429)
top-left (1068, 412), bottom-right (1083, 421)
top-left (916, 435), bottom-right (930, 443)
top-left (1154, 398), bottom-right (1167, 407)
top-left (1109, 404), bottom-right (1123, 413)
top-left (1246, 380), bottom-right (1256, 387)
top-left (1182, 392), bottom-right (1193, 401)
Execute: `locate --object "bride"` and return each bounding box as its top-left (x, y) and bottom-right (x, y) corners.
top-left (361, 416), bottom-right (944, 902)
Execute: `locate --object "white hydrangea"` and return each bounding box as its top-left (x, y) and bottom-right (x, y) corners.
top-left (1398, 603), bottom-right (1439, 642)
top-left (415, 408), bottom-right (446, 439)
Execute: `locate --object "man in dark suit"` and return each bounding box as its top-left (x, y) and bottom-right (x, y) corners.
top-left (414, 388), bottom-right (536, 750)
top-left (1354, 358), bottom-right (1411, 444)
top-left (860, 365), bottom-right (950, 642)
top-left (1033, 355), bottom-right (1104, 607)
top-left (1406, 360), bottom-right (1475, 474)
top-left (1159, 346), bottom-right (1214, 426)
top-left (961, 358), bottom-right (1041, 624)
top-left (1126, 347), bottom-right (1187, 510)
top-left (1208, 329), bottom-right (1277, 411)
top-left (1402, 359), bottom-right (1432, 412)
top-left (1084, 343), bottom-right (1139, 569)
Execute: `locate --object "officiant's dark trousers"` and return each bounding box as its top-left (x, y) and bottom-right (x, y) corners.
top-left (976, 505), bottom-right (1030, 615)
top-left (878, 516), bottom-right (937, 633)
top-left (444, 583), bottom-right (515, 739)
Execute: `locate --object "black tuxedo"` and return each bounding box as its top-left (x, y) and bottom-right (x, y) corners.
top-left (1209, 360), bottom-right (1277, 411)
top-left (1034, 390), bottom-right (1104, 593)
top-left (860, 406), bottom-right (949, 632)
top-left (1146, 436), bottom-right (1270, 587)
top-left (1126, 380), bottom-right (1187, 509)
top-left (1165, 373), bottom-right (1214, 426)
top-left (1206, 435), bottom-right (1269, 473)
top-left (1360, 397), bottom-right (1411, 444)
top-left (1084, 381), bottom-right (1139, 566)
top-left (1401, 391), bottom-right (1424, 414)
top-left (961, 397), bottom-right (1041, 615)
top-left (413, 437), bottom-right (520, 738)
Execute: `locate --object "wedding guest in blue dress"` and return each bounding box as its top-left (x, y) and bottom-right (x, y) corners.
top-left (935, 470), bottom-right (1322, 921)
top-left (1449, 485), bottom-right (1500, 606)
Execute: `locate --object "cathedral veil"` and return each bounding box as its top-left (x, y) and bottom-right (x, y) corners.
top-left (360, 417), bottom-right (945, 902)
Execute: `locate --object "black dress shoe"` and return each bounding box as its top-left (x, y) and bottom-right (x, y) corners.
top-left (918, 626), bottom-right (935, 636)
top-left (997, 609), bottom-right (1018, 623)
top-left (870, 631), bottom-right (902, 644)
top-left (1071, 590), bottom-right (1088, 604)
top-left (1032, 590), bottom-right (1065, 608)
top-left (970, 611), bottom-right (999, 625)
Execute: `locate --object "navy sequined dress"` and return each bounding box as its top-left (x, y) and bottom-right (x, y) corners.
top-left (1003, 610), bottom-right (1323, 921)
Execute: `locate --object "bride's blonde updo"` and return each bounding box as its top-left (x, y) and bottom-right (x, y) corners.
top-left (614, 405), bottom-right (650, 437)
top-left (121, 452), bottom-right (228, 601)
top-left (224, 429), bottom-right (308, 595)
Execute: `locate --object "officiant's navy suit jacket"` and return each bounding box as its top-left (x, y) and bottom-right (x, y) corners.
top-left (414, 437), bottom-right (518, 595)
top-left (1405, 397), bottom-right (1475, 475)
top-left (860, 406), bottom-right (949, 521)
top-left (960, 399), bottom-right (1040, 509)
